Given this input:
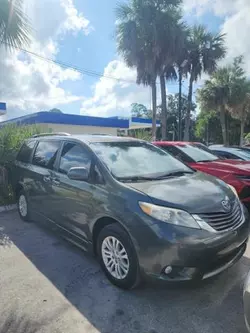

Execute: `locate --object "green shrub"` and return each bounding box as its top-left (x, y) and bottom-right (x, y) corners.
top-left (128, 129), bottom-right (152, 141)
top-left (0, 124), bottom-right (44, 167)
top-left (0, 124), bottom-right (44, 205)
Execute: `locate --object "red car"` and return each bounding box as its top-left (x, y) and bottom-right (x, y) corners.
top-left (153, 141), bottom-right (250, 209)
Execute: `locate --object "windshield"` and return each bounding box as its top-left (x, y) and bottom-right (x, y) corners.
top-left (91, 141), bottom-right (192, 179)
top-left (231, 149), bottom-right (250, 160)
top-left (177, 144), bottom-right (219, 162)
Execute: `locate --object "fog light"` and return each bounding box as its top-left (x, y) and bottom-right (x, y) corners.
top-left (164, 266), bottom-right (172, 275)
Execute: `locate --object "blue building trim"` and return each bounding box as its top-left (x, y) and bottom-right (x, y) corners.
top-left (0, 102), bottom-right (6, 111)
top-left (0, 112), bottom-right (129, 128)
top-left (132, 117), bottom-right (161, 125)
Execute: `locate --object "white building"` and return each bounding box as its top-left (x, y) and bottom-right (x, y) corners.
top-left (0, 111), bottom-right (160, 135)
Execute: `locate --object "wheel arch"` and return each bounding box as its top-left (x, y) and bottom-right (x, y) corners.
top-left (15, 183), bottom-right (24, 199)
top-left (92, 216), bottom-right (132, 256)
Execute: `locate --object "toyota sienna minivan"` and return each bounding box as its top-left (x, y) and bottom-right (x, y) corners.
top-left (13, 134), bottom-right (250, 289)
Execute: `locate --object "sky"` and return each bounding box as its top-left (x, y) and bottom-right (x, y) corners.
top-left (1, 0), bottom-right (250, 121)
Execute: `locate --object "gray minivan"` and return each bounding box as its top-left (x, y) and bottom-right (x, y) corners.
top-left (13, 134), bottom-right (250, 289)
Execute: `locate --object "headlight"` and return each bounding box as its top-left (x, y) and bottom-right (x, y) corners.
top-left (228, 184), bottom-right (239, 198)
top-left (139, 202), bottom-right (201, 229)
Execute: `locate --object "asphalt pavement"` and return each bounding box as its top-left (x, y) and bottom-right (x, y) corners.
top-left (0, 211), bottom-right (249, 333)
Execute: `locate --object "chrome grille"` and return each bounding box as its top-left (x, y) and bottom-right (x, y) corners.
top-left (197, 201), bottom-right (243, 232)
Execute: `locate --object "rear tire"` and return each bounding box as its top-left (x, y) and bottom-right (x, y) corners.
top-left (97, 224), bottom-right (141, 289)
top-left (17, 190), bottom-right (31, 222)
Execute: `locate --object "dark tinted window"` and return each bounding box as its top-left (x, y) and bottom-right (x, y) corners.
top-left (59, 143), bottom-right (91, 175)
top-left (33, 140), bottom-right (60, 169)
top-left (17, 140), bottom-right (36, 163)
top-left (160, 146), bottom-right (193, 163)
top-left (176, 144), bottom-right (218, 162)
top-left (213, 150), bottom-right (242, 160)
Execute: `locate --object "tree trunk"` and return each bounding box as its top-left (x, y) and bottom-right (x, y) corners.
top-left (178, 67), bottom-right (182, 141)
top-left (220, 106), bottom-right (227, 145)
top-left (160, 74), bottom-right (167, 140)
top-left (240, 119), bottom-right (245, 146)
top-left (151, 80), bottom-right (157, 141)
top-left (184, 72), bottom-right (193, 141)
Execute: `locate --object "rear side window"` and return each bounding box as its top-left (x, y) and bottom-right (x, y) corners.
top-left (59, 142), bottom-right (91, 174)
top-left (17, 140), bottom-right (36, 163)
top-left (161, 146), bottom-right (193, 163)
top-left (214, 151), bottom-right (238, 159)
top-left (32, 140), bottom-right (61, 169)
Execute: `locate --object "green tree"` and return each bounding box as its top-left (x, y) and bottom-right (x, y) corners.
top-left (131, 103), bottom-right (148, 117)
top-left (166, 93), bottom-right (196, 140)
top-left (0, 0), bottom-right (31, 50)
top-left (0, 124), bottom-right (43, 205)
top-left (48, 108), bottom-right (63, 113)
top-left (183, 25), bottom-right (226, 141)
top-left (226, 58), bottom-right (250, 145)
top-left (197, 57), bottom-right (247, 145)
top-left (116, 0), bottom-right (183, 141)
top-left (195, 109), bottom-right (243, 145)
top-left (195, 110), bottom-right (222, 144)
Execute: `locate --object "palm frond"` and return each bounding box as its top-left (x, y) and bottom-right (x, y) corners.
top-left (0, 0), bottom-right (31, 50)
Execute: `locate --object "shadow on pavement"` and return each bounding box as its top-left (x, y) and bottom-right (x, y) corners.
top-left (0, 211), bottom-right (249, 333)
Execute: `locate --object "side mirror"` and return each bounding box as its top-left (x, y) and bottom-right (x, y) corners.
top-left (67, 167), bottom-right (89, 181)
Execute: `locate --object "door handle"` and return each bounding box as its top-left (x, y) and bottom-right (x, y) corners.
top-left (43, 175), bottom-right (51, 183)
top-left (52, 178), bottom-right (60, 186)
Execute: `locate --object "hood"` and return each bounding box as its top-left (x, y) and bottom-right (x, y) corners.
top-left (127, 172), bottom-right (235, 214)
top-left (193, 159), bottom-right (250, 174)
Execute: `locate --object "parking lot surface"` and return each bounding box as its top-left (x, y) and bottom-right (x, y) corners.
top-left (0, 211), bottom-right (249, 333)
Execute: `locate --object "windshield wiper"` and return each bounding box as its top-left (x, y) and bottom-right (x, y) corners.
top-left (116, 170), bottom-right (194, 182)
top-left (116, 176), bottom-right (156, 182)
top-left (197, 159), bottom-right (218, 163)
top-left (152, 170), bottom-right (194, 180)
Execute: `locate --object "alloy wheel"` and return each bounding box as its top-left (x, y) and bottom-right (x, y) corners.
top-left (19, 194), bottom-right (27, 217)
top-left (101, 236), bottom-right (129, 280)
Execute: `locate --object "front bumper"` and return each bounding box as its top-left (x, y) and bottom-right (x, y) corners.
top-left (135, 207), bottom-right (250, 282)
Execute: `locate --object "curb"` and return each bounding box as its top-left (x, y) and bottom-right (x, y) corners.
top-left (0, 204), bottom-right (17, 213)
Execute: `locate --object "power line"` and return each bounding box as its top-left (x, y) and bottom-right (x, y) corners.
top-left (2, 42), bottom-right (183, 87)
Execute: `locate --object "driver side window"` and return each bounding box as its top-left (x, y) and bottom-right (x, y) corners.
top-left (164, 146), bottom-right (192, 163)
top-left (59, 142), bottom-right (91, 175)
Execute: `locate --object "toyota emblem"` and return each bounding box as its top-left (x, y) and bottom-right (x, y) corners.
top-left (222, 199), bottom-right (231, 212)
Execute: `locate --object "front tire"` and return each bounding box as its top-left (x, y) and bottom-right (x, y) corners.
top-left (17, 190), bottom-right (31, 222)
top-left (97, 224), bottom-right (141, 289)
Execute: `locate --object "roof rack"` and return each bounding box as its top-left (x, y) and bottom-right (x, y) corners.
top-left (32, 132), bottom-right (71, 138)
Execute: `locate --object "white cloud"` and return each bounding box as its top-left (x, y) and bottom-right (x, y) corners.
top-left (0, 0), bottom-right (92, 120)
top-left (60, 0), bottom-right (93, 35)
top-left (183, 0), bottom-right (237, 17)
top-left (183, 0), bottom-right (250, 75)
top-left (80, 60), bottom-right (155, 117)
top-left (220, 1), bottom-right (250, 74)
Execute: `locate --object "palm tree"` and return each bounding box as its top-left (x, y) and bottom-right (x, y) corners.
top-left (160, 65), bottom-right (178, 140)
top-left (230, 85), bottom-right (250, 146)
top-left (116, 1), bottom-right (157, 139)
top-left (116, 0), bottom-right (183, 141)
top-left (227, 57), bottom-right (250, 145)
top-left (197, 57), bottom-right (246, 145)
top-left (183, 25), bottom-right (226, 141)
top-left (0, 0), bottom-right (30, 50)
top-left (156, 9), bottom-right (186, 140)
top-left (197, 70), bottom-right (230, 145)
